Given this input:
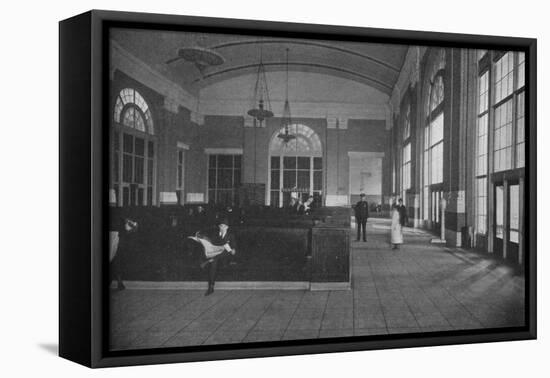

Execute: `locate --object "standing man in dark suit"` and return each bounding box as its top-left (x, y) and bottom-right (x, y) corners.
top-left (396, 198), bottom-right (408, 227)
top-left (354, 193), bottom-right (369, 242)
top-left (199, 217), bottom-right (237, 296)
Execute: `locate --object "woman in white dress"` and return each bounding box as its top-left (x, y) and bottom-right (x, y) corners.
top-left (390, 205), bottom-right (403, 249)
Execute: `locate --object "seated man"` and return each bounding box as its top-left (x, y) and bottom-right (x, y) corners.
top-left (195, 205), bottom-right (207, 220)
top-left (297, 195), bottom-right (314, 215)
top-left (188, 217), bottom-right (236, 296)
top-left (287, 197), bottom-right (299, 214)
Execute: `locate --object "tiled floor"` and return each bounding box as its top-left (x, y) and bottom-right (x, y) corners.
top-left (110, 218), bottom-right (525, 350)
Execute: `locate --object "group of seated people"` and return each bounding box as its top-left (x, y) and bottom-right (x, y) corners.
top-left (182, 197), bottom-right (318, 222)
top-left (109, 197), bottom-right (345, 294)
top-left (287, 195), bottom-right (315, 215)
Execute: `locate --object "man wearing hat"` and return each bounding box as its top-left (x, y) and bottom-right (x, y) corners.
top-left (200, 217), bottom-right (237, 296)
top-left (354, 193), bottom-right (369, 242)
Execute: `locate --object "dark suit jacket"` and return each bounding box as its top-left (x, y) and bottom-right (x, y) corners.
top-left (210, 229), bottom-right (237, 251)
top-left (354, 200), bottom-right (369, 221)
top-left (297, 202), bottom-right (313, 215)
top-left (397, 205), bottom-right (408, 226)
top-left (287, 202), bottom-right (299, 214)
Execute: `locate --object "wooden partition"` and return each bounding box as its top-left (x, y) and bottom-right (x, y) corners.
top-left (310, 226), bottom-right (351, 290)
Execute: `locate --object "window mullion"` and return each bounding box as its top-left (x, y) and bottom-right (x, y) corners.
top-left (130, 135), bottom-right (135, 185)
top-left (117, 129), bottom-right (122, 206)
top-left (295, 157), bottom-right (298, 191)
top-left (214, 156), bottom-right (218, 203)
top-left (232, 155), bottom-right (235, 203)
top-left (310, 156), bottom-right (314, 196)
top-left (279, 156), bottom-right (283, 206)
top-left (144, 144), bottom-right (148, 205)
top-left (512, 53), bottom-right (519, 169)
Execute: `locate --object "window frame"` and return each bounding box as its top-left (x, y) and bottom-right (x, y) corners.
top-left (401, 103), bottom-right (412, 201)
top-left (113, 87), bottom-right (154, 134)
top-left (422, 68), bottom-right (445, 221)
top-left (475, 66), bottom-right (490, 235)
top-left (269, 155), bottom-right (323, 207)
top-left (207, 154), bottom-right (242, 207)
top-left (491, 51), bottom-right (525, 173)
top-left (112, 126), bottom-right (157, 207)
top-left (474, 50), bottom-right (526, 237)
top-left (176, 146), bottom-right (187, 204)
top-left (268, 124), bottom-right (323, 207)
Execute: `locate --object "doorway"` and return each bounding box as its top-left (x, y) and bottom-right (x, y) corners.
top-left (493, 181), bottom-right (520, 261)
top-left (429, 186), bottom-right (444, 233)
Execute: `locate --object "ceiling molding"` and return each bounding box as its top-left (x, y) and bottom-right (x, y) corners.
top-left (348, 151), bottom-right (385, 158)
top-left (211, 39), bottom-right (402, 72)
top-left (389, 46), bottom-right (428, 116)
top-left (191, 112), bottom-right (205, 125)
top-left (326, 116), bottom-right (347, 130)
top-left (177, 142), bottom-right (190, 150)
top-left (204, 147), bottom-right (243, 155)
top-left (111, 39), bottom-right (198, 113)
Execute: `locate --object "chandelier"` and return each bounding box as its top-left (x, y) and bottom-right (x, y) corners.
top-left (247, 48), bottom-right (274, 126)
top-left (277, 48), bottom-right (296, 143)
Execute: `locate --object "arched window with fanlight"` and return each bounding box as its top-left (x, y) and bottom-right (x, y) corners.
top-left (111, 88), bottom-right (156, 206)
top-left (268, 124), bottom-right (323, 207)
top-left (422, 49), bottom-right (446, 230)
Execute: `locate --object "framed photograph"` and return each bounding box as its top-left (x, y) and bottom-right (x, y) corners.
top-left (59, 10), bottom-right (536, 368)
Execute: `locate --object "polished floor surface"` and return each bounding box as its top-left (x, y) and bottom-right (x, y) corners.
top-left (110, 219), bottom-right (525, 350)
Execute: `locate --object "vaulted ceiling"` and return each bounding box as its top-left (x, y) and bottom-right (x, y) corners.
top-left (111, 28), bottom-right (409, 97)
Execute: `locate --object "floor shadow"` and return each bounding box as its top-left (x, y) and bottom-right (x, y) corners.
top-left (38, 343), bottom-right (58, 356)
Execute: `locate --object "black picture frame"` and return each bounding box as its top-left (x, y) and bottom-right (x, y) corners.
top-left (59, 9), bottom-right (537, 368)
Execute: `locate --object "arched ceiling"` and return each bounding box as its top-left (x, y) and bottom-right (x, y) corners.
top-left (201, 71), bottom-right (390, 104)
top-left (111, 29), bottom-right (409, 97)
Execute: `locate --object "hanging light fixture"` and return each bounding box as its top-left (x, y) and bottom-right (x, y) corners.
top-left (277, 48), bottom-right (296, 143)
top-left (165, 33), bottom-right (225, 78)
top-left (247, 47), bottom-right (274, 126)
top-left (247, 45), bottom-right (274, 184)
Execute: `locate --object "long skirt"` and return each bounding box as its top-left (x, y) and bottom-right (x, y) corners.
top-left (109, 231), bottom-right (120, 262)
top-left (391, 222), bottom-right (403, 245)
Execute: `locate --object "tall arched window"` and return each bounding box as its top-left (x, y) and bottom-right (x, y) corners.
top-left (422, 49), bottom-right (445, 229)
top-left (269, 124), bottom-right (323, 207)
top-left (111, 88), bottom-right (156, 206)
